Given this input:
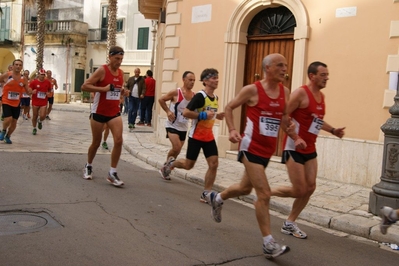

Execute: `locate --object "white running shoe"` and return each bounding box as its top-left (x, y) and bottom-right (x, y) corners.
top-left (263, 241), bottom-right (290, 259)
top-left (206, 192), bottom-right (223, 223)
top-left (281, 221), bottom-right (307, 239)
top-left (380, 206), bottom-right (396, 235)
top-left (107, 172), bottom-right (124, 187)
top-left (83, 164), bottom-right (93, 180)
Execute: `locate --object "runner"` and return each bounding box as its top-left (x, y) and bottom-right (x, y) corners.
top-left (20, 70), bottom-right (31, 120)
top-left (160, 68), bottom-right (225, 202)
top-left (158, 71), bottom-right (195, 176)
top-left (0, 59), bottom-right (31, 144)
top-left (81, 45), bottom-right (127, 187)
top-left (45, 70), bottom-right (58, 120)
top-left (29, 69), bottom-right (52, 135)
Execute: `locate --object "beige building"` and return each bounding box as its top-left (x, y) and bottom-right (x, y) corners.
top-left (139, 0), bottom-right (399, 188)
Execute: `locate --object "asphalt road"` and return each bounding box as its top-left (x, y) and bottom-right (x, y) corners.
top-left (0, 152), bottom-right (398, 266)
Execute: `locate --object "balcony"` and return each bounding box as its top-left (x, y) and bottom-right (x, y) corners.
top-left (25, 20), bottom-right (88, 35)
top-left (138, 0), bottom-right (163, 20)
top-left (121, 50), bottom-right (153, 66)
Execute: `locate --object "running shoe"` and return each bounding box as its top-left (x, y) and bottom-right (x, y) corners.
top-left (263, 241), bottom-right (290, 259)
top-left (0, 130), bottom-right (5, 141)
top-left (137, 121), bottom-right (145, 126)
top-left (281, 221), bottom-right (307, 239)
top-left (200, 191), bottom-right (209, 204)
top-left (128, 123), bottom-right (135, 129)
top-left (102, 141), bottom-right (109, 150)
top-left (46, 115), bottom-right (51, 120)
top-left (38, 120), bottom-right (43, 130)
top-left (32, 128), bottom-right (37, 135)
top-left (159, 157), bottom-right (175, 180)
top-left (107, 172), bottom-right (124, 187)
top-left (3, 135), bottom-right (12, 144)
top-left (206, 191), bottom-right (223, 223)
top-left (380, 206), bottom-right (396, 235)
top-left (83, 164), bottom-right (93, 180)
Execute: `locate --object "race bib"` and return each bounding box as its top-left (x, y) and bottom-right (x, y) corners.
top-left (37, 91), bottom-right (46, 99)
top-left (259, 117), bottom-right (280, 137)
top-left (176, 113), bottom-right (188, 123)
top-left (7, 91), bottom-right (20, 100)
top-left (22, 93), bottom-right (29, 98)
top-left (106, 90), bottom-right (121, 100)
top-left (308, 117), bottom-right (324, 135)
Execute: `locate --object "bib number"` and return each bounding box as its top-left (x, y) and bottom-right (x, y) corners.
top-left (308, 117), bottom-right (324, 135)
top-left (22, 93), bottom-right (29, 98)
top-left (8, 91), bottom-right (20, 100)
top-left (259, 117), bottom-right (280, 137)
top-left (106, 90), bottom-right (121, 100)
top-left (37, 91), bottom-right (46, 99)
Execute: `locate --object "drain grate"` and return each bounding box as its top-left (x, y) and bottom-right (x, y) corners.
top-left (0, 212), bottom-right (61, 236)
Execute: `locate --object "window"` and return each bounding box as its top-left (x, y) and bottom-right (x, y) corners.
top-left (116, 18), bottom-right (124, 32)
top-left (0, 6), bottom-right (10, 41)
top-left (137, 27), bottom-right (149, 50)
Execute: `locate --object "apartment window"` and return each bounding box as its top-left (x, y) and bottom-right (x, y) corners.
top-left (0, 6), bottom-right (10, 41)
top-left (137, 27), bottom-right (149, 50)
top-left (116, 18), bottom-right (124, 32)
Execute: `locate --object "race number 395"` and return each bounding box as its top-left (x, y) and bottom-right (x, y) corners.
top-left (259, 117), bottom-right (280, 137)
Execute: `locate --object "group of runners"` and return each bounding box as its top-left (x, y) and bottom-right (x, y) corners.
top-left (0, 59), bottom-right (58, 143)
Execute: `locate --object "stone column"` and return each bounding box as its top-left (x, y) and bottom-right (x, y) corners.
top-left (369, 73), bottom-right (399, 214)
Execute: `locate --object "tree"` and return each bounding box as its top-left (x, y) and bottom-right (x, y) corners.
top-left (25, 0), bottom-right (54, 72)
top-left (106, 0), bottom-right (117, 63)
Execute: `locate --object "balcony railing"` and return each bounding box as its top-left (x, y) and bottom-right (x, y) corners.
top-left (122, 50), bottom-right (153, 66)
top-left (25, 20), bottom-right (88, 35)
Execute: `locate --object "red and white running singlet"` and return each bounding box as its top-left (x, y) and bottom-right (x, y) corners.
top-left (91, 64), bottom-right (124, 116)
top-left (239, 81), bottom-right (285, 158)
top-left (284, 85), bottom-right (325, 154)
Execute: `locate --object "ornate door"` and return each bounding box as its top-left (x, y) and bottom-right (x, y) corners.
top-left (241, 6), bottom-right (296, 156)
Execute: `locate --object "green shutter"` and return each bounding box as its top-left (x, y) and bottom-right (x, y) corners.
top-left (137, 27), bottom-right (149, 50)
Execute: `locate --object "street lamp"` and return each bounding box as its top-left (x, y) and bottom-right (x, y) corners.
top-left (150, 20), bottom-right (157, 72)
top-left (369, 72), bottom-right (399, 214)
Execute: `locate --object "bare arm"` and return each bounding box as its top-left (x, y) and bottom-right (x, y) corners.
top-left (53, 78), bottom-right (58, 90)
top-left (158, 89), bottom-right (178, 122)
top-left (225, 84), bottom-right (258, 143)
top-left (81, 67), bottom-right (111, 93)
top-left (322, 121), bottom-right (345, 138)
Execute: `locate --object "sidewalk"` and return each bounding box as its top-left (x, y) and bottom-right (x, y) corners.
top-left (54, 102), bottom-right (399, 246)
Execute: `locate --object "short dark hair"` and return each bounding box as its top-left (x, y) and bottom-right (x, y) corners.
top-left (146, 70), bottom-right (153, 77)
top-left (182, 71), bottom-right (194, 79)
top-left (308, 61), bottom-right (327, 76)
top-left (12, 59), bottom-right (23, 66)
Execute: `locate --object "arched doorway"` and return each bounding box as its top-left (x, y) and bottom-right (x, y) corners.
top-left (241, 6), bottom-right (296, 156)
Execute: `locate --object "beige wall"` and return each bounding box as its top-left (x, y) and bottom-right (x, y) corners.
top-left (152, 0), bottom-right (399, 186)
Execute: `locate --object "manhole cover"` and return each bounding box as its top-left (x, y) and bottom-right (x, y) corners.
top-left (0, 212), bottom-right (61, 236)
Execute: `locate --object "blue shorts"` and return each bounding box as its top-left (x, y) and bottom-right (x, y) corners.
top-left (20, 98), bottom-right (31, 106)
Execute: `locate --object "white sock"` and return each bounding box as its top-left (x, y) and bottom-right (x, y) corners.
top-left (86, 163), bottom-right (92, 167)
top-left (216, 193), bottom-right (223, 204)
top-left (110, 167), bottom-right (117, 174)
top-left (263, 235), bottom-right (274, 245)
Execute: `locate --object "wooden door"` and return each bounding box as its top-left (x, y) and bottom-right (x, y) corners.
top-left (241, 35), bottom-right (295, 156)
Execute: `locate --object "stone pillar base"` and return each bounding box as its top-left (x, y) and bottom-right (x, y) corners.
top-left (369, 191), bottom-right (399, 215)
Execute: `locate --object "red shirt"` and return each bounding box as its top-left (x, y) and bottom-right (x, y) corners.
top-left (144, 77), bottom-right (155, 97)
top-left (91, 65), bottom-right (124, 116)
top-left (30, 79), bottom-right (52, 106)
top-left (284, 85), bottom-right (325, 154)
top-left (239, 82), bottom-right (285, 158)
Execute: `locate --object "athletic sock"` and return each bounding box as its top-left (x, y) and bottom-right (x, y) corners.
top-left (110, 167), bottom-right (117, 174)
top-left (216, 193), bottom-right (223, 204)
top-left (263, 235), bottom-right (274, 245)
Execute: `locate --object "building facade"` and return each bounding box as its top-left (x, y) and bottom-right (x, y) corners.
top-left (138, 0), bottom-right (399, 188)
top-left (13, 0), bottom-right (154, 102)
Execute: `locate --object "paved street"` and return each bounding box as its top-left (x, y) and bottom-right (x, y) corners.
top-left (0, 103), bottom-right (398, 265)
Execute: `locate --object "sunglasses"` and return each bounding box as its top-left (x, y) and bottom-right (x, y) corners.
top-left (109, 51), bottom-right (124, 56)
